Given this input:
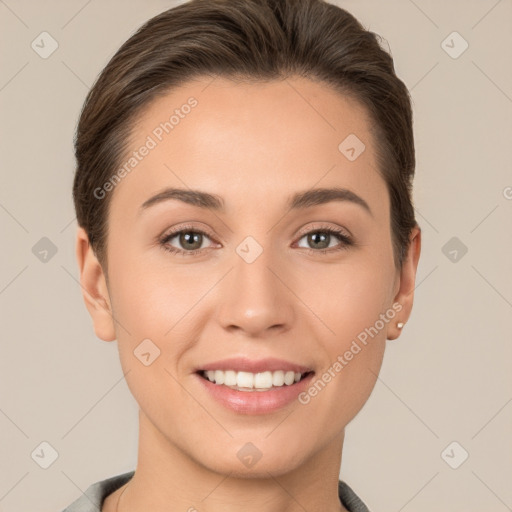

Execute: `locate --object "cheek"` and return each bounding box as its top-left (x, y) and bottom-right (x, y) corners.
top-left (107, 254), bottom-right (216, 396)
top-left (296, 255), bottom-right (394, 342)
top-left (107, 260), bottom-right (203, 420)
top-left (292, 259), bottom-right (391, 418)
top-left (108, 250), bottom-right (208, 336)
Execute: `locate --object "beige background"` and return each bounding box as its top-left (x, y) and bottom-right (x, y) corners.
top-left (1, 0), bottom-right (511, 511)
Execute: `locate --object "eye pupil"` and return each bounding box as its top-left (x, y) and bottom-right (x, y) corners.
top-left (309, 232), bottom-right (329, 249)
top-left (180, 232), bottom-right (202, 250)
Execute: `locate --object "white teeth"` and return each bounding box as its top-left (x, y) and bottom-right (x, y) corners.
top-left (202, 369), bottom-right (308, 390)
top-left (284, 371), bottom-right (295, 385)
top-left (236, 371), bottom-right (254, 388)
top-left (224, 370), bottom-right (237, 386)
top-left (254, 371), bottom-right (272, 388)
top-left (214, 370), bottom-right (224, 385)
top-left (272, 371), bottom-right (285, 386)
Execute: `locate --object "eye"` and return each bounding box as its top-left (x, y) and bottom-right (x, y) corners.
top-left (159, 225), bottom-right (216, 256)
top-left (158, 224), bottom-right (353, 257)
top-left (295, 226), bottom-right (353, 255)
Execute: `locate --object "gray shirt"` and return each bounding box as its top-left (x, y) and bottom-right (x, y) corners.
top-left (61, 470), bottom-right (370, 511)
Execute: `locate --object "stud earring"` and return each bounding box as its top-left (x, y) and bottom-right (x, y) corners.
top-left (397, 322), bottom-right (404, 329)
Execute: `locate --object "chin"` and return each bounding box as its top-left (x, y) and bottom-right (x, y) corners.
top-left (195, 444), bottom-right (307, 479)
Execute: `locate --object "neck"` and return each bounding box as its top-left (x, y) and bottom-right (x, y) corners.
top-left (116, 409), bottom-right (349, 512)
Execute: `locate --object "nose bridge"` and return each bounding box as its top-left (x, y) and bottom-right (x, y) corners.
top-left (216, 235), bottom-right (293, 336)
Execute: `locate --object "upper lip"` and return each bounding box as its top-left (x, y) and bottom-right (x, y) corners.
top-left (196, 357), bottom-right (314, 374)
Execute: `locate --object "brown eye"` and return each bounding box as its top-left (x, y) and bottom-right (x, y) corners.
top-left (177, 231), bottom-right (204, 251)
top-left (296, 228), bottom-right (352, 253)
top-left (305, 231), bottom-right (331, 249)
top-left (160, 228), bottom-right (214, 255)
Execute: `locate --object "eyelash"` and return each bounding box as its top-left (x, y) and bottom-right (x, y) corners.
top-left (158, 224), bottom-right (353, 257)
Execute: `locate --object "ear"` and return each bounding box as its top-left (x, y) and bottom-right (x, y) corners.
top-left (75, 226), bottom-right (116, 342)
top-left (388, 224), bottom-right (422, 341)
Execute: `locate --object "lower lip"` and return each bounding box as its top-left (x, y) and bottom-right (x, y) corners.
top-left (195, 372), bottom-right (315, 415)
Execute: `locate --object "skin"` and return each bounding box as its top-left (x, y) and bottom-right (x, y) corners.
top-left (76, 76), bottom-right (421, 512)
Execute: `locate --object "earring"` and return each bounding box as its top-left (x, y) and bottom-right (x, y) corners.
top-left (397, 322), bottom-right (404, 329)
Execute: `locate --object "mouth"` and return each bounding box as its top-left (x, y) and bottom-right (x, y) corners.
top-left (194, 359), bottom-right (316, 414)
top-left (196, 369), bottom-right (315, 392)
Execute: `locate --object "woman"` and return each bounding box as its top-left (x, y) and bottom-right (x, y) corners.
top-left (64, 0), bottom-right (421, 510)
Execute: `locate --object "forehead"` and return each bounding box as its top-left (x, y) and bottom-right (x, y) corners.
top-left (109, 76), bottom-right (387, 218)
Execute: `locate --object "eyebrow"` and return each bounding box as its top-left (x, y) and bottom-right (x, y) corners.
top-left (139, 186), bottom-right (372, 217)
top-left (289, 186), bottom-right (372, 217)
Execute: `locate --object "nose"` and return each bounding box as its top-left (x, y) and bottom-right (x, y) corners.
top-left (216, 244), bottom-right (294, 338)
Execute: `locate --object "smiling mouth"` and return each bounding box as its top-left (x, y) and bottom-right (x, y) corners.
top-left (197, 369), bottom-right (314, 392)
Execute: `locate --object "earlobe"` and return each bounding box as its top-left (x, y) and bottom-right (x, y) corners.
top-left (388, 224), bottom-right (422, 341)
top-left (75, 227), bottom-right (117, 342)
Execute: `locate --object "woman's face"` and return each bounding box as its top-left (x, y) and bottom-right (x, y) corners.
top-left (78, 76), bottom-right (420, 477)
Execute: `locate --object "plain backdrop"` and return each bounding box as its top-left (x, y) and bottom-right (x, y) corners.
top-left (0, 1), bottom-right (511, 511)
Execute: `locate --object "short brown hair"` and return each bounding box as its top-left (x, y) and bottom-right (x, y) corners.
top-left (73, 0), bottom-right (417, 275)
